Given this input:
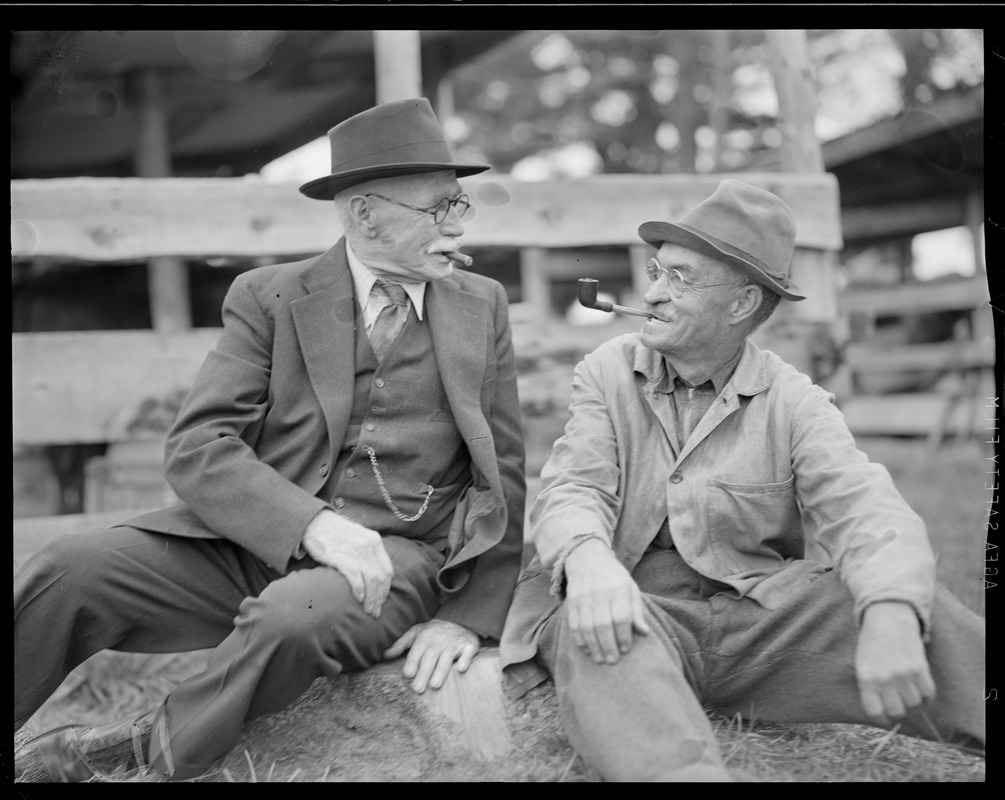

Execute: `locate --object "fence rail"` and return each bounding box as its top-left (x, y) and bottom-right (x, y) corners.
top-left (11, 173), bottom-right (842, 261)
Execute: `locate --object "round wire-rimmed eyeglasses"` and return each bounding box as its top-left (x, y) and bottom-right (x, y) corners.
top-left (645, 258), bottom-right (744, 297)
top-left (366, 193), bottom-right (470, 224)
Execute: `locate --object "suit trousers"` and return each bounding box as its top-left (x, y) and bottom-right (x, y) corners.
top-left (14, 527), bottom-right (445, 779)
top-left (536, 547), bottom-right (985, 781)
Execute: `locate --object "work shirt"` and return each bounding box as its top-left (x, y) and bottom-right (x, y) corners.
top-left (648, 349), bottom-right (742, 550)
top-left (500, 333), bottom-right (937, 671)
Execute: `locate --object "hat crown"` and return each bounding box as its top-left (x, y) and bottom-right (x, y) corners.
top-left (298, 97), bottom-right (490, 200)
top-left (328, 97), bottom-right (454, 173)
top-left (680, 179), bottom-right (795, 281)
top-left (637, 179), bottom-right (804, 300)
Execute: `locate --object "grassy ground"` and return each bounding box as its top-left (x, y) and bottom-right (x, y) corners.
top-left (18, 435), bottom-right (989, 782)
top-left (852, 435), bottom-right (989, 618)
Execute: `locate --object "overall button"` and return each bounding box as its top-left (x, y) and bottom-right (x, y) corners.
top-left (365, 423), bottom-right (375, 431)
top-left (374, 378), bottom-right (385, 388)
top-left (320, 463), bottom-right (329, 477)
top-left (334, 497), bottom-right (346, 508)
top-left (670, 472), bottom-right (683, 484)
top-left (345, 467), bottom-right (357, 478)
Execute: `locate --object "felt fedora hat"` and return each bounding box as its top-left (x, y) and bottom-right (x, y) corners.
top-left (298, 97), bottom-right (491, 200)
top-left (638, 179), bottom-right (805, 301)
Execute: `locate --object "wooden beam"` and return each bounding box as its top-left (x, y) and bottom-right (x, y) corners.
top-left (841, 196), bottom-right (970, 242)
top-left (13, 316), bottom-right (650, 448)
top-left (14, 508), bottom-right (164, 571)
top-left (10, 173), bottom-right (842, 261)
top-left (840, 392), bottom-right (986, 438)
top-left (822, 85), bottom-right (984, 169)
top-left (845, 339), bottom-right (995, 373)
top-left (840, 276), bottom-right (990, 317)
top-left (13, 329), bottom-right (221, 445)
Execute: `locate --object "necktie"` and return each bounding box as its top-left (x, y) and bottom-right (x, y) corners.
top-left (369, 282), bottom-right (410, 361)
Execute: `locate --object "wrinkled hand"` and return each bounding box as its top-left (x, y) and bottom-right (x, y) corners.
top-left (302, 510), bottom-right (394, 618)
top-left (563, 537), bottom-right (651, 664)
top-left (383, 619), bottom-right (480, 693)
top-left (855, 601), bottom-right (936, 725)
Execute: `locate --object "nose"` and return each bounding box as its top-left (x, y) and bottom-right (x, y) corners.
top-left (437, 203), bottom-right (466, 235)
top-left (642, 278), bottom-right (671, 307)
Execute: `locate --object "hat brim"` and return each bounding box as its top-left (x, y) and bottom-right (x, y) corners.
top-left (639, 221), bottom-right (805, 301)
top-left (299, 162), bottom-right (490, 200)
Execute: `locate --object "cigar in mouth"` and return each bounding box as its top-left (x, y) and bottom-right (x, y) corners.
top-left (445, 250), bottom-right (473, 267)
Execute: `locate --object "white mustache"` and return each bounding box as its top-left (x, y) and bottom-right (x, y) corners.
top-left (426, 237), bottom-right (463, 255)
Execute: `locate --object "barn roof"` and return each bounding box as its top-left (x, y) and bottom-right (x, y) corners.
top-left (11, 30), bottom-right (523, 180)
top-left (821, 84), bottom-right (983, 240)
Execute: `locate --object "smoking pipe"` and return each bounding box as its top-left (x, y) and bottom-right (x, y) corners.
top-left (578, 278), bottom-right (654, 319)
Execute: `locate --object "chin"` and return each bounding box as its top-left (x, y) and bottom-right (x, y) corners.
top-left (640, 327), bottom-right (674, 353)
top-left (423, 260), bottom-right (454, 280)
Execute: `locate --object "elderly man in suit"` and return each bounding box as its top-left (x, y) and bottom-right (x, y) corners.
top-left (500, 180), bottom-right (985, 781)
top-left (15, 98), bottom-right (525, 782)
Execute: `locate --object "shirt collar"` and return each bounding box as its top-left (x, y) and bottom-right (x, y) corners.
top-left (634, 337), bottom-right (771, 397)
top-left (665, 346), bottom-right (744, 395)
top-left (344, 239), bottom-right (426, 320)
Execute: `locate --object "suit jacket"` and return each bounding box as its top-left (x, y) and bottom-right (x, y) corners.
top-left (123, 239), bottom-right (526, 638)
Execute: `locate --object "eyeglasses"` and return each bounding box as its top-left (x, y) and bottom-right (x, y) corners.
top-left (366, 193), bottom-right (470, 224)
top-left (645, 258), bottom-right (743, 297)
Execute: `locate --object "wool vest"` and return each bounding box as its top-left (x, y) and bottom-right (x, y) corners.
top-left (324, 302), bottom-right (471, 545)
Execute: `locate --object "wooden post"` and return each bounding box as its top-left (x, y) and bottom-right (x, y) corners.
top-left (967, 189), bottom-right (985, 274)
top-left (765, 30), bottom-right (825, 174)
top-left (420, 36), bottom-right (454, 116)
top-left (374, 31), bottom-right (423, 102)
top-left (131, 69), bottom-right (192, 333)
top-left (763, 30), bottom-right (840, 382)
top-left (628, 245), bottom-right (653, 305)
top-left (709, 30), bottom-right (732, 171)
top-left (673, 33), bottom-right (701, 173)
top-left (519, 248), bottom-right (553, 317)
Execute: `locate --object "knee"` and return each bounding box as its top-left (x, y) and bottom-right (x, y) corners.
top-left (15, 533), bottom-right (112, 600)
top-left (239, 569), bottom-right (366, 647)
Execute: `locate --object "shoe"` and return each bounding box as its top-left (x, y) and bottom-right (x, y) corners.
top-left (14, 709), bottom-right (166, 782)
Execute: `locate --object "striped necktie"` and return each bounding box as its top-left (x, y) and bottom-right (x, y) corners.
top-left (368, 282), bottom-right (410, 361)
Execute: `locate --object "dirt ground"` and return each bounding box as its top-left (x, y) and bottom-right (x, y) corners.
top-left (20, 647), bottom-right (985, 783)
top-left (21, 649), bottom-right (598, 783)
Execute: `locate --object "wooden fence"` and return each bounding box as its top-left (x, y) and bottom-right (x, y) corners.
top-left (13, 172), bottom-right (841, 560)
top-left (837, 274), bottom-right (995, 440)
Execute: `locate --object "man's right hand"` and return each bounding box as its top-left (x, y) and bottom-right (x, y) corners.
top-left (563, 537), bottom-right (651, 664)
top-left (302, 510), bottom-right (394, 617)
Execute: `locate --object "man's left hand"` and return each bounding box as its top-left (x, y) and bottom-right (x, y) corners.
top-left (855, 600), bottom-right (936, 725)
top-left (383, 619), bottom-right (480, 693)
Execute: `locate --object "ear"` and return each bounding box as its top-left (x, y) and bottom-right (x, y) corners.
top-left (348, 195), bottom-right (378, 237)
top-left (729, 283), bottom-right (762, 326)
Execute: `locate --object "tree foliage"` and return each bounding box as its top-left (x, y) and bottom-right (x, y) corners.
top-left (449, 30), bottom-right (983, 179)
